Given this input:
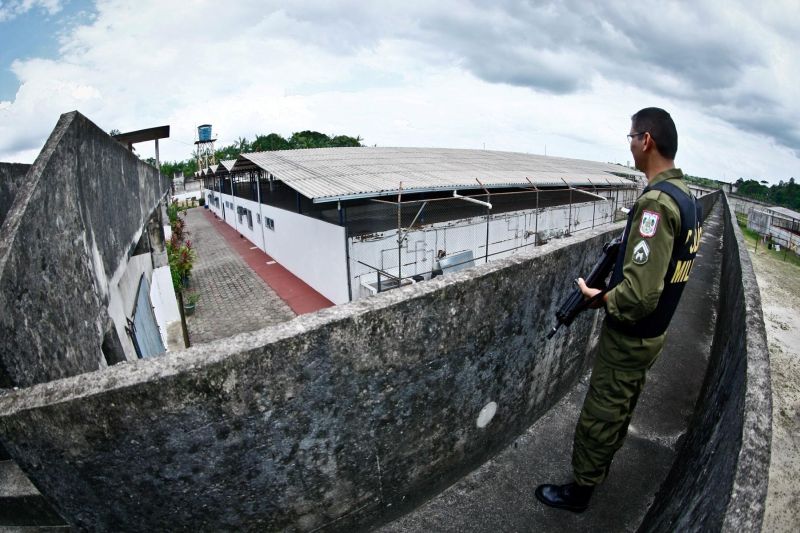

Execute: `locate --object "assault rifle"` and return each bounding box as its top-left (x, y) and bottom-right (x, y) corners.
top-left (546, 235), bottom-right (623, 339)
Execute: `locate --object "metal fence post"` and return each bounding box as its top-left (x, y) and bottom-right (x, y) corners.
top-left (485, 197), bottom-right (490, 263)
top-left (397, 182), bottom-right (403, 282)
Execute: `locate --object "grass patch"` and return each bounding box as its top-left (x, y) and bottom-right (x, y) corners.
top-left (738, 220), bottom-right (800, 268)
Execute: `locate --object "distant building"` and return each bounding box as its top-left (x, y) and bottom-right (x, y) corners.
top-left (748, 205), bottom-right (800, 253)
top-left (200, 147), bottom-right (641, 303)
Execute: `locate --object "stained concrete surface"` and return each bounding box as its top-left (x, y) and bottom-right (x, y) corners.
top-left (0, 112), bottom-right (170, 387)
top-left (0, 224), bottom-right (612, 531)
top-left (378, 197), bottom-right (723, 532)
top-left (0, 163), bottom-right (29, 226)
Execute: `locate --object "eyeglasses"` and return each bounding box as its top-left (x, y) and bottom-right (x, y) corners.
top-left (627, 131), bottom-right (647, 142)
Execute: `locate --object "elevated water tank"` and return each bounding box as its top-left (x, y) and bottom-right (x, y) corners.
top-left (198, 124), bottom-right (212, 142)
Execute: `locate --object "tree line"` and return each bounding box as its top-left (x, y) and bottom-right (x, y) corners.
top-left (154, 130), bottom-right (363, 179)
top-left (733, 177), bottom-right (799, 210)
top-left (686, 175), bottom-right (800, 211)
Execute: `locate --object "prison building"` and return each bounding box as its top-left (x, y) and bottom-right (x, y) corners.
top-left (199, 147), bottom-right (641, 304)
top-left (748, 205), bottom-right (800, 253)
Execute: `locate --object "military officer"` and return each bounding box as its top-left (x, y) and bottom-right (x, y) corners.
top-left (535, 107), bottom-right (702, 512)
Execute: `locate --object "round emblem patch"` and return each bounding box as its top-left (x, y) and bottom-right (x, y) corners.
top-left (639, 210), bottom-right (660, 238)
top-left (632, 240), bottom-right (650, 265)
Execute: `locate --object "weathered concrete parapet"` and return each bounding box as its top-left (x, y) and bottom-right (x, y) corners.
top-left (0, 162), bottom-right (30, 226)
top-left (0, 225), bottom-right (616, 531)
top-left (639, 191), bottom-right (771, 531)
top-left (0, 112), bottom-right (169, 387)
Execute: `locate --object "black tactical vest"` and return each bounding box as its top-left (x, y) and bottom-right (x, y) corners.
top-left (606, 180), bottom-right (703, 338)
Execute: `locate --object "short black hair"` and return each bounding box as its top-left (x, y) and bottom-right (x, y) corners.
top-left (631, 107), bottom-right (678, 160)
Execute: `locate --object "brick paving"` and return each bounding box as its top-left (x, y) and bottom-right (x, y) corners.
top-left (182, 207), bottom-right (295, 345)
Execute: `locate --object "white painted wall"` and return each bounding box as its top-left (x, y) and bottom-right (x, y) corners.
top-left (203, 189), bottom-right (349, 304)
top-left (150, 265), bottom-right (181, 350)
top-left (172, 190), bottom-right (202, 202)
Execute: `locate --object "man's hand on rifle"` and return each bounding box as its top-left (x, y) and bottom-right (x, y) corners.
top-left (577, 278), bottom-right (606, 309)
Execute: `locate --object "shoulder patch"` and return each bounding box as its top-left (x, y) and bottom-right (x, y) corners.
top-left (639, 210), bottom-right (660, 238)
top-left (632, 240), bottom-right (650, 265)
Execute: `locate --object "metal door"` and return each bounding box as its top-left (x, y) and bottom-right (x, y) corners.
top-left (131, 275), bottom-right (165, 358)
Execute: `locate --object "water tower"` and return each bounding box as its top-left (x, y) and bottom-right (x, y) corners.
top-left (194, 124), bottom-right (217, 171)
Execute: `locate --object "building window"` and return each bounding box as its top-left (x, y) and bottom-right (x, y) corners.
top-left (247, 210), bottom-right (253, 230)
top-left (265, 217), bottom-right (275, 231)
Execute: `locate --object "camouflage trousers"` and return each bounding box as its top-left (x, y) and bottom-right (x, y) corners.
top-left (571, 325), bottom-right (664, 486)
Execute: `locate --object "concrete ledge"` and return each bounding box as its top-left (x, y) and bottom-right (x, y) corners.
top-left (0, 223), bottom-right (617, 531)
top-left (639, 191), bottom-right (771, 531)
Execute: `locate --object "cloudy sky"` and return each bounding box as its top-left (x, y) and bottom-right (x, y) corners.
top-left (0, 0), bottom-right (798, 184)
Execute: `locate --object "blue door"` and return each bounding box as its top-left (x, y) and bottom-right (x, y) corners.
top-left (131, 275), bottom-right (165, 358)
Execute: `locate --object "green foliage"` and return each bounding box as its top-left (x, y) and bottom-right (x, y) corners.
top-left (166, 206), bottom-right (197, 294)
top-left (207, 129), bottom-right (363, 162)
top-left (684, 174), bottom-right (721, 189)
top-left (184, 289), bottom-right (200, 306)
top-left (160, 159), bottom-right (198, 179)
top-left (167, 203), bottom-right (180, 225)
top-left (329, 134), bottom-right (363, 147)
top-left (685, 174), bottom-right (799, 211)
top-left (252, 133), bottom-right (290, 151)
top-left (735, 177), bottom-right (799, 210)
top-left (166, 235), bottom-right (196, 294)
top-left (158, 129), bottom-right (363, 180)
top-left (739, 218), bottom-right (800, 268)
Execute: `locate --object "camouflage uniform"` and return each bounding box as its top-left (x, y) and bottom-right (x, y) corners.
top-left (572, 168), bottom-right (699, 485)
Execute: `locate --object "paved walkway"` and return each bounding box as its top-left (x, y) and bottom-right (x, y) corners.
top-left (182, 208), bottom-right (296, 345)
top-left (200, 209), bottom-right (334, 314)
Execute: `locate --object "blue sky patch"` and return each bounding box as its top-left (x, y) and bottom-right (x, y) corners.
top-left (0, 0), bottom-right (95, 101)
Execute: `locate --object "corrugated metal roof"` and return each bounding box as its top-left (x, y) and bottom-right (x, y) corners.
top-left (226, 147), bottom-right (641, 203)
top-left (219, 159), bottom-right (236, 172)
top-left (200, 160), bottom-right (235, 176)
top-left (767, 206), bottom-right (800, 219)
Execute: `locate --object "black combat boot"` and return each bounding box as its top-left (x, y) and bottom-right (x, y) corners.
top-left (535, 482), bottom-right (594, 513)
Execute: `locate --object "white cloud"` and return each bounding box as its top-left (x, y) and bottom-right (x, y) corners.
top-left (0, 0), bottom-right (62, 22)
top-left (0, 0), bottom-right (798, 184)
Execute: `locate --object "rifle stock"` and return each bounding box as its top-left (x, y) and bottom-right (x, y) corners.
top-left (546, 235), bottom-right (622, 339)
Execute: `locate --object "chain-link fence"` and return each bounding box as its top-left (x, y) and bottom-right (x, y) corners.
top-left (347, 186), bottom-right (638, 300)
top-left (748, 208), bottom-right (800, 259)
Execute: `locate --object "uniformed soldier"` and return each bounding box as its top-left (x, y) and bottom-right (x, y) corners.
top-left (535, 107), bottom-right (703, 512)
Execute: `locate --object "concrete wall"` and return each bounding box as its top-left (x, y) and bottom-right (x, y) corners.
top-left (639, 191), bottom-right (772, 532)
top-left (0, 162), bottom-right (30, 226)
top-left (0, 111), bottom-right (170, 387)
top-left (0, 224), bottom-right (615, 531)
top-left (728, 193), bottom-right (772, 218)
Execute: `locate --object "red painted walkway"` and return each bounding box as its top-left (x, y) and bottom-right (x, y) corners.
top-left (200, 208), bottom-right (334, 315)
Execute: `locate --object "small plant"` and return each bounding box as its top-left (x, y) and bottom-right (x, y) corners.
top-left (167, 202), bottom-right (180, 225)
top-left (184, 289), bottom-right (199, 306)
top-left (182, 288), bottom-right (199, 316)
top-left (167, 238), bottom-right (196, 293)
top-left (171, 217), bottom-right (186, 243)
